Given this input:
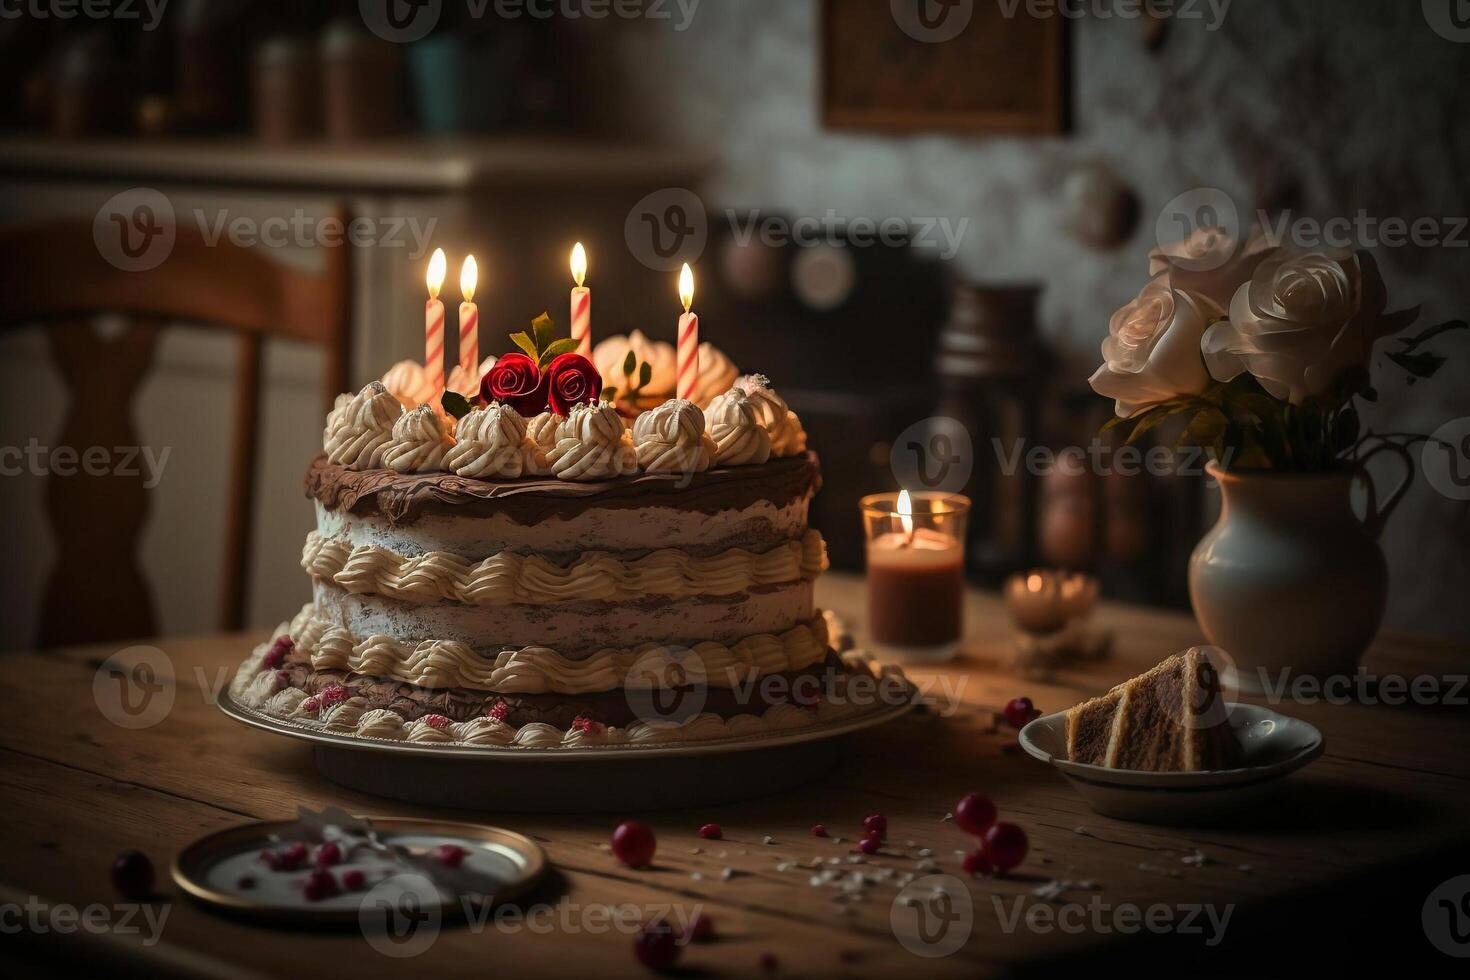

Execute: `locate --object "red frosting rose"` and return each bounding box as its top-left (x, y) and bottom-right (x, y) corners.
top-left (482, 352), bottom-right (548, 415)
top-left (545, 353), bottom-right (603, 416)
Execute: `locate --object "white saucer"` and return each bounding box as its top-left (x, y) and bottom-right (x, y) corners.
top-left (1018, 703), bottom-right (1325, 825)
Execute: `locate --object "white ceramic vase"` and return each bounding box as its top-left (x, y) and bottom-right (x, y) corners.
top-left (1188, 453), bottom-right (1411, 690)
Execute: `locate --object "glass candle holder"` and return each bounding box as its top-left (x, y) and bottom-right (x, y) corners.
top-left (861, 491), bottom-right (971, 664)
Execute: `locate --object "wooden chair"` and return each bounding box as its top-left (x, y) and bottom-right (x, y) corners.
top-left (0, 213), bottom-right (351, 647)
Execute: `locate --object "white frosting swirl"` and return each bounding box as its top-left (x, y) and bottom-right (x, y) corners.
top-left (382, 404), bottom-right (452, 473)
top-left (324, 382), bottom-right (403, 470)
top-left (525, 411), bottom-right (562, 453)
top-left (689, 342), bottom-right (740, 408)
top-left (631, 399), bottom-right (716, 474)
top-left (380, 360), bottom-right (436, 409)
top-left (446, 355), bottom-right (498, 400)
top-left (593, 330), bottom-right (676, 396)
top-left (737, 374), bottom-right (807, 457)
top-left (546, 402), bottom-right (638, 481)
top-left (705, 386), bottom-right (772, 466)
top-left (444, 403), bottom-right (549, 478)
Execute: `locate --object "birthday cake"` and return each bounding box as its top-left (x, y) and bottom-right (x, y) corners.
top-left (231, 310), bottom-right (898, 749)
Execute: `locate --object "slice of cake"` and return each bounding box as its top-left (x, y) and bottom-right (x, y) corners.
top-left (1065, 648), bottom-right (1240, 772)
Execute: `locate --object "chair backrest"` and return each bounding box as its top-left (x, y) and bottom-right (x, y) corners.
top-left (0, 214), bottom-right (352, 646)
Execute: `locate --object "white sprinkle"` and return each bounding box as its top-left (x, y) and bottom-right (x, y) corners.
top-left (954, 849), bottom-right (968, 858)
top-left (904, 839), bottom-right (917, 848)
top-left (762, 836), bottom-right (775, 846)
top-left (827, 856), bottom-right (842, 865)
top-left (916, 848), bottom-right (933, 858)
top-left (941, 812), bottom-right (954, 822)
top-left (1073, 826), bottom-right (1090, 836)
top-left (690, 872), bottom-right (704, 881)
top-left (1181, 849), bottom-right (1210, 867)
top-left (776, 862), bottom-right (795, 872)
top-left (597, 843), bottom-right (611, 850)
top-left (845, 855), bottom-right (864, 864)
top-left (915, 858), bottom-right (937, 872)
top-left (721, 867), bottom-right (736, 881)
top-left (1032, 879), bottom-right (1069, 902)
top-left (809, 875), bottom-right (824, 887)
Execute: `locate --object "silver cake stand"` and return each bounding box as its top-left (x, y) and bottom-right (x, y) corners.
top-left (218, 688), bottom-right (916, 812)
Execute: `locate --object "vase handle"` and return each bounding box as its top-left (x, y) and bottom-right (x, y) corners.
top-left (1356, 442), bottom-right (1414, 541)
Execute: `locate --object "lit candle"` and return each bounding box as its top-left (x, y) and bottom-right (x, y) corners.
top-left (570, 242), bottom-right (591, 358)
top-left (1003, 570), bottom-right (1099, 636)
top-left (459, 254), bottom-right (479, 378)
top-left (863, 490), bottom-right (971, 663)
top-left (425, 247), bottom-right (447, 395)
top-left (676, 263), bottom-right (699, 402)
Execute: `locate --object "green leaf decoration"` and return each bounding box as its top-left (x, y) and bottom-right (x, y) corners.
top-left (532, 313), bottom-right (556, 356)
top-left (1176, 407), bottom-right (1227, 450)
top-left (440, 390), bottom-right (474, 420)
top-left (538, 338), bottom-right (579, 368)
top-left (510, 331), bottom-right (538, 361)
top-left (603, 386), bottom-right (619, 402)
top-left (623, 351), bottom-right (637, 378)
top-left (639, 362), bottom-right (652, 388)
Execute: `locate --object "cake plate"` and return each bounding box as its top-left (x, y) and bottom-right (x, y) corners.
top-left (219, 687), bottom-right (916, 813)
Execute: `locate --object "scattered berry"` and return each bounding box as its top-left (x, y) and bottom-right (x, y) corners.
top-left (262, 636), bottom-right (294, 669)
top-left (687, 912), bottom-right (714, 942)
top-left (633, 921), bottom-right (681, 971)
top-left (571, 714), bottom-right (602, 734)
top-left (320, 684), bottom-right (348, 706)
top-left (342, 869), bottom-right (366, 891)
top-left (423, 714), bottom-right (451, 730)
top-left (236, 875), bottom-right (256, 890)
top-left (301, 696), bottom-right (321, 713)
top-left (982, 822), bottom-right (1029, 872)
top-left (111, 850), bottom-right (154, 899)
top-left (488, 700), bottom-right (509, 723)
top-left (303, 869), bottom-right (339, 902)
top-left (1002, 697), bottom-right (1041, 729)
top-left (611, 820), bottom-right (657, 868)
top-left (811, 824), bottom-right (828, 838)
top-left (861, 813), bottom-right (887, 839)
top-left (857, 836), bottom-right (881, 855)
top-left (698, 823), bottom-right (722, 840)
top-left (962, 850), bottom-right (993, 876)
top-left (433, 844), bottom-right (466, 868)
top-left (314, 842), bottom-right (342, 868)
top-left (262, 841), bottom-right (307, 872)
top-left (954, 793), bottom-right (997, 835)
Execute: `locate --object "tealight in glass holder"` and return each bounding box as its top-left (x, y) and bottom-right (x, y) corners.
top-left (861, 491), bottom-right (971, 664)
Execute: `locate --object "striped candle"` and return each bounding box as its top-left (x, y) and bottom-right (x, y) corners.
top-left (676, 263), bottom-right (699, 402)
top-left (425, 247), bottom-right (447, 395)
top-left (459, 255), bottom-right (479, 377)
top-left (570, 242), bottom-right (591, 358)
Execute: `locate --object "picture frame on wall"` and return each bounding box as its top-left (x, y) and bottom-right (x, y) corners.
top-left (821, 0), bottom-right (1069, 134)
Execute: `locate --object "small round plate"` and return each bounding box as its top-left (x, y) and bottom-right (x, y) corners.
top-left (172, 816), bottom-right (546, 926)
top-left (1018, 703), bottom-right (1325, 825)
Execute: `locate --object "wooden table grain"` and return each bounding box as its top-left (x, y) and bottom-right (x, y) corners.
top-left (3, 574), bottom-right (1468, 978)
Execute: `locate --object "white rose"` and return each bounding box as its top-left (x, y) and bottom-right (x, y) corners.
top-left (1089, 275), bottom-right (1212, 418)
top-left (1149, 225), bottom-right (1273, 313)
top-left (1202, 249), bottom-right (1389, 404)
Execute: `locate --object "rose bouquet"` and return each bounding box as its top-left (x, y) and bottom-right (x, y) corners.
top-left (1089, 228), bottom-right (1463, 469)
top-left (441, 313), bottom-right (603, 419)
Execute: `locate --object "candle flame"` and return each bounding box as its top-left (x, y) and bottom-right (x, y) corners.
top-left (897, 489), bottom-right (914, 536)
top-left (460, 255), bottom-right (478, 303)
top-left (679, 263), bottom-right (695, 312)
top-left (571, 242), bottom-right (587, 287)
top-left (426, 248), bottom-right (447, 300)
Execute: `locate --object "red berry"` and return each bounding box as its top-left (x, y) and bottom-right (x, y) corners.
top-left (611, 820), bottom-right (657, 868)
top-left (423, 714), bottom-right (451, 730)
top-left (271, 841), bottom-right (307, 871)
top-left (633, 921), bottom-right (680, 971)
top-left (342, 869), bottom-right (366, 891)
top-left (857, 835), bottom-right (881, 855)
top-left (301, 696), bottom-right (321, 713)
top-left (811, 824), bottom-right (828, 838)
top-left (259, 849), bottom-right (281, 870)
top-left (982, 822), bottom-right (1029, 872)
top-left (237, 875), bottom-right (257, 890)
top-left (687, 912), bottom-right (714, 942)
top-left (954, 793), bottom-right (997, 835)
top-left (861, 813), bottom-right (886, 839)
top-left (697, 823), bottom-right (722, 840)
top-left (961, 850), bottom-right (993, 876)
top-left (314, 842), bottom-right (342, 868)
top-left (111, 850), bottom-right (154, 899)
top-left (433, 843), bottom-right (466, 868)
top-left (488, 700), bottom-right (509, 722)
top-left (303, 869), bottom-right (339, 902)
top-left (571, 714), bottom-right (602, 733)
top-left (263, 636), bottom-right (293, 669)
top-left (320, 684), bottom-right (347, 706)
top-left (1002, 697), bottom-right (1040, 729)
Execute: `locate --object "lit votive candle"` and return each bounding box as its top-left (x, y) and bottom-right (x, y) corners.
top-left (1003, 569), bottom-right (1099, 636)
top-left (862, 490), bottom-right (971, 664)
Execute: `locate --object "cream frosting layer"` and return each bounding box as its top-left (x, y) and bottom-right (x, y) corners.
top-left (301, 529), bottom-right (825, 606)
top-left (275, 603), bottom-right (831, 694)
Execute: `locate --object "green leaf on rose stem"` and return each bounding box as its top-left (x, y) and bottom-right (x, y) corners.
top-left (537, 338), bottom-right (579, 368)
top-left (1099, 415), bottom-right (1131, 436)
top-left (1124, 405), bottom-right (1180, 446)
top-left (531, 313), bottom-right (556, 356)
top-left (440, 390), bottom-right (473, 420)
top-left (623, 351), bottom-right (637, 378)
top-left (1177, 408), bottom-right (1227, 450)
top-left (510, 331), bottom-right (538, 362)
top-left (603, 386), bottom-right (618, 402)
top-left (639, 362), bottom-right (652, 388)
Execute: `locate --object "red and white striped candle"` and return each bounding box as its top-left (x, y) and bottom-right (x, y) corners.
top-left (425, 247), bottom-right (447, 395)
top-left (570, 242), bottom-right (591, 358)
top-left (458, 254), bottom-right (479, 377)
top-left (676, 263), bottom-right (699, 402)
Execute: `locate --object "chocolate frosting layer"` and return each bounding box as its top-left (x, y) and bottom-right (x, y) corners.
top-left (305, 450), bottom-right (821, 525)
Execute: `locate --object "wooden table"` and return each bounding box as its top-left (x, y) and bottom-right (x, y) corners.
top-left (4, 574), bottom-right (1468, 978)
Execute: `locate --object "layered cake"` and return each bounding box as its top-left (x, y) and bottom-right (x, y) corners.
top-left (1065, 648), bottom-right (1241, 772)
top-left (231, 329), bottom-right (896, 748)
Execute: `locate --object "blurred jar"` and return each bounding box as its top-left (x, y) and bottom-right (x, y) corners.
top-left (322, 20), bottom-right (402, 142)
top-left (254, 36), bottom-right (321, 144)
